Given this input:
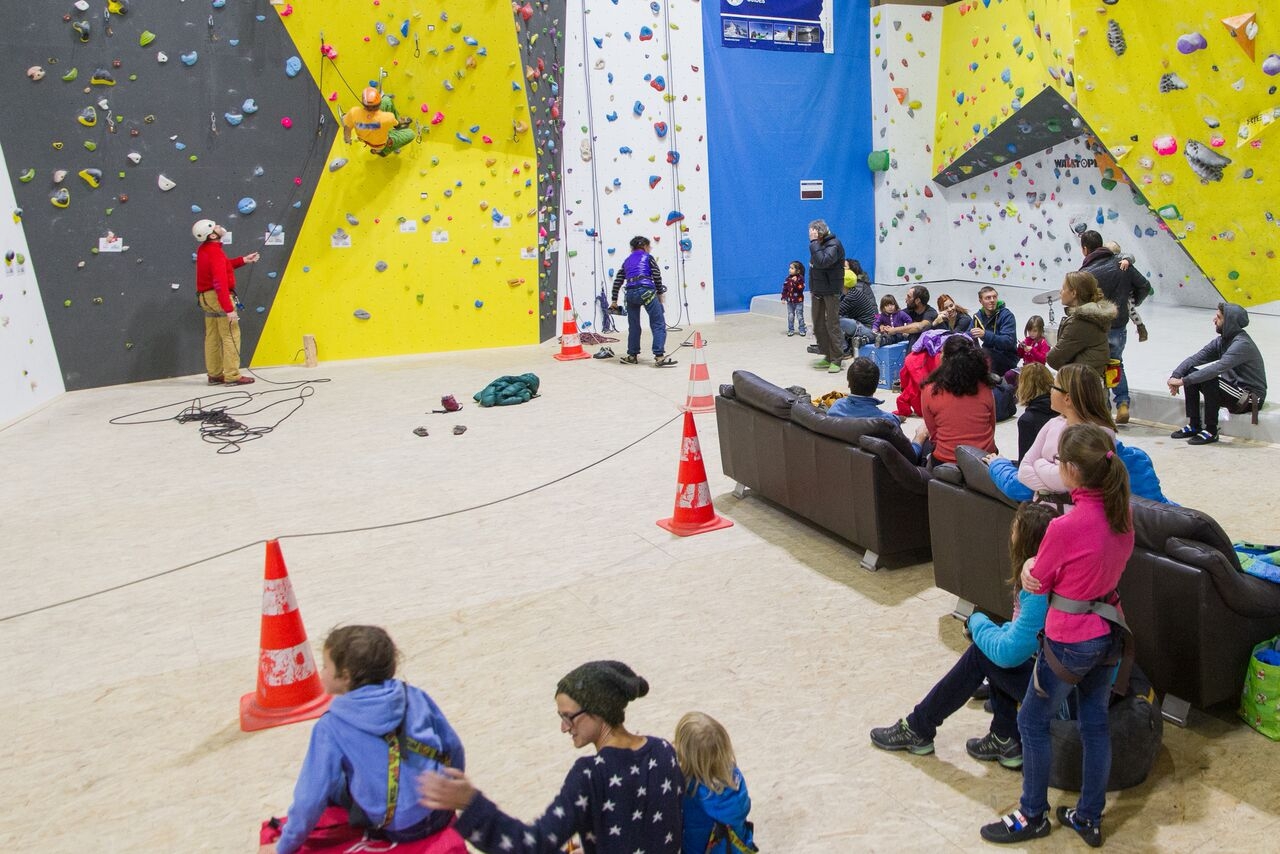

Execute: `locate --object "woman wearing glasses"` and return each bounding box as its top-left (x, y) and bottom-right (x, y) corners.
top-left (418, 661), bottom-right (682, 853)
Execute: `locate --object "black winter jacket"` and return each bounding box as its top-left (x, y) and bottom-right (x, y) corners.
top-left (808, 234), bottom-right (845, 297)
top-left (1080, 248), bottom-right (1151, 330)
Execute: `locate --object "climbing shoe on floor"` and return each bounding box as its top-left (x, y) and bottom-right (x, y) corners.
top-left (980, 810), bottom-right (1050, 844)
top-left (1187, 429), bottom-right (1219, 445)
top-left (1056, 807), bottom-right (1102, 848)
top-left (1170, 425), bottom-right (1197, 439)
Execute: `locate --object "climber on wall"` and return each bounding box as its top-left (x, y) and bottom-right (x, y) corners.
top-left (342, 87), bottom-right (415, 157)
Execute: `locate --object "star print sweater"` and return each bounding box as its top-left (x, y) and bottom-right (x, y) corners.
top-left (455, 737), bottom-right (683, 854)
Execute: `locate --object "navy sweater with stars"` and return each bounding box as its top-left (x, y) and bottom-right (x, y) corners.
top-left (455, 737), bottom-right (683, 854)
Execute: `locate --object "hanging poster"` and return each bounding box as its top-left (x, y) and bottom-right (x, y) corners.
top-left (721, 0), bottom-right (833, 54)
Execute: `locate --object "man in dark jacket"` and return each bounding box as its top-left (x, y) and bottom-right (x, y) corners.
top-left (1080, 230), bottom-right (1152, 423)
top-left (808, 219), bottom-right (846, 374)
top-left (1168, 303), bottom-right (1267, 445)
top-left (973, 286), bottom-right (1018, 376)
top-left (838, 263), bottom-right (878, 352)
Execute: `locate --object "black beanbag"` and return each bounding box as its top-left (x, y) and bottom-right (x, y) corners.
top-left (1049, 665), bottom-right (1163, 791)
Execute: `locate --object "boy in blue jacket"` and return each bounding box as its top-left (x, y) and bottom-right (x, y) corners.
top-left (870, 503), bottom-right (1056, 768)
top-left (262, 626), bottom-right (466, 854)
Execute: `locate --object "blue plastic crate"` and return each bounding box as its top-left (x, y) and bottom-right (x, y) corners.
top-left (857, 341), bottom-right (909, 389)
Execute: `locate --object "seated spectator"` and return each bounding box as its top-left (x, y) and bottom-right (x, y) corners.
top-left (1168, 302), bottom-right (1268, 446)
top-left (1014, 363), bottom-right (1056, 464)
top-left (872, 294), bottom-right (912, 347)
top-left (418, 661), bottom-right (682, 854)
top-left (829, 356), bottom-right (921, 459)
top-left (929, 293), bottom-right (974, 334)
top-left (915, 335), bottom-right (998, 466)
top-left (870, 503), bottom-right (1057, 768)
top-left (973, 286), bottom-right (1019, 377)
top-left (838, 259), bottom-right (878, 350)
top-left (893, 285), bottom-right (942, 418)
top-left (1047, 271), bottom-right (1116, 382)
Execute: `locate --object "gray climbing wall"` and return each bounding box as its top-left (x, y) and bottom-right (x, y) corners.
top-left (1, 1), bottom-right (333, 390)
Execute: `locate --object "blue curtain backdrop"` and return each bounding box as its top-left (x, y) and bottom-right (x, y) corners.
top-left (703, 0), bottom-right (873, 313)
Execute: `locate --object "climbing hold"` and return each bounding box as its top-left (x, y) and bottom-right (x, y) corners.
top-left (83, 141), bottom-right (97, 152)
top-left (1264, 55), bottom-right (1280, 76)
top-left (354, 309), bottom-right (371, 320)
top-left (633, 101), bottom-right (645, 116)
top-left (648, 175), bottom-right (661, 189)
top-left (61, 67), bottom-right (79, 82)
top-left (653, 121), bottom-right (668, 138)
top-left (375, 260), bottom-right (388, 272)
top-left (90, 68), bottom-right (115, 86)
top-left (18, 169), bottom-right (35, 183)
top-left (346, 213), bottom-right (359, 226)
top-left (666, 151), bottom-right (680, 165)
top-left (474, 299), bottom-right (483, 307)
top-left (242, 99), bottom-right (258, 114)
top-left (1159, 73), bottom-right (1188, 93)
top-left (78, 168), bottom-right (102, 188)
top-left (157, 174), bottom-right (176, 191)
top-left (156, 52), bottom-right (168, 64)
top-left (237, 197), bottom-right (257, 215)
top-left (328, 158), bottom-right (347, 172)
top-left (606, 111), bottom-right (618, 122)
top-left (867, 150), bottom-right (891, 171)
top-left (224, 112), bottom-right (243, 126)
top-left (27, 66), bottom-right (45, 81)
top-left (139, 29), bottom-right (156, 47)
top-left (253, 166), bottom-right (265, 177)
top-left (180, 51), bottom-right (198, 67)
top-left (1152, 135), bottom-right (1178, 156)
top-left (73, 20), bottom-right (91, 42)
top-left (1184, 139), bottom-right (1231, 182)
top-left (650, 76), bottom-right (666, 92)
top-left (639, 26), bottom-right (653, 41)
top-left (665, 210), bottom-right (685, 226)
top-left (1177, 33), bottom-right (1208, 55)
top-left (431, 111), bottom-right (445, 124)
top-left (1106, 21), bottom-right (1126, 56)
top-left (53, 170), bottom-right (67, 183)
top-left (456, 132), bottom-right (473, 144)
top-left (50, 188), bottom-right (71, 208)
top-left (280, 116), bottom-right (293, 129)
top-left (284, 56), bottom-right (302, 77)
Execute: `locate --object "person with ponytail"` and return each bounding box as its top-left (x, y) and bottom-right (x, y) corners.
top-left (418, 661), bottom-right (682, 853)
top-left (980, 424), bottom-right (1134, 849)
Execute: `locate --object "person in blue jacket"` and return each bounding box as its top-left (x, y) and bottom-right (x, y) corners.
top-left (674, 712), bottom-right (755, 854)
top-left (973, 286), bottom-right (1019, 377)
top-left (263, 626), bottom-right (467, 854)
top-left (828, 357), bottom-right (921, 460)
top-left (870, 502), bottom-right (1057, 768)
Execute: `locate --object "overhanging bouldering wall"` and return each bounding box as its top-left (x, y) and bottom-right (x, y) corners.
top-left (254, 0), bottom-right (548, 365)
top-left (0, 1), bottom-right (332, 390)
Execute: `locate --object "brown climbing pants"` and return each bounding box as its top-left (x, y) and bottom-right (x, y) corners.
top-left (199, 290), bottom-right (242, 381)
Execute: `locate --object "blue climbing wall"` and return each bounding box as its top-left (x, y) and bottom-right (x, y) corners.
top-left (702, 0), bottom-right (874, 312)
top-left (1, 2), bottom-right (333, 390)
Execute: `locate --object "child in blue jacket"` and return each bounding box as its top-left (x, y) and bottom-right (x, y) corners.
top-left (870, 502), bottom-right (1057, 768)
top-left (674, 712), bottom-right (756, 854)
top-left (262, 626), bottom-right (466, 854)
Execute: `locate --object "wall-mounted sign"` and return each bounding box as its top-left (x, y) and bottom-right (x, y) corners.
top-left (721, 0), bottom-right (833, 54)
top-left (800, 179), bottom-right (824, 201)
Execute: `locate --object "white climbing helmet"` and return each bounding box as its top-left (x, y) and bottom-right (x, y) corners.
top-left (191, 219), bottom-right (218, 241)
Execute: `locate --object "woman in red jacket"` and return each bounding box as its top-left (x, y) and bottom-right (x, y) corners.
top-left (194, 218), bottom-right (259, 385)
top-left (915, 335), bottom-right (998, 466)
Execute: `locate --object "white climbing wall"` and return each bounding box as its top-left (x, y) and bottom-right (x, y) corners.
top-left (560, 0), bottom-right (714, 340)
top-left (0, 144), bottom-right (63, 425)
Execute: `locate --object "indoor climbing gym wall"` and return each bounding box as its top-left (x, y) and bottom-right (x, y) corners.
top-left (256, 0), bottom-right (555, 366)
top-left (561, 0), bottom-right (714, 337)
top-left (1, 1), bottom-right (333, 390)
top-left (0, 142), bottom-right (64, 425)
top-left (926, 0), bottom-right (1278, 309)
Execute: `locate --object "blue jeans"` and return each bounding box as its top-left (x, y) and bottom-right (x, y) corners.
top-left (1107, 327), bottom-right (1129, 406)
top-left (838, 317), bottom-right (874, 343)
top-left (786, 302), bottom-right (807, 334)
top-left (907, 644), bottom-right (1033, 741)
top-left (1018, 633), bottom-right (1115, 823)
top-left (626, 287), bottom-right (667, 356)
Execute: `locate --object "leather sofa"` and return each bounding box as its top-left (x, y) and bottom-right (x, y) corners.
top-left (715, 371), bottom-right (932, 569)
top-left (929, 445), bottom-right (1280, 723)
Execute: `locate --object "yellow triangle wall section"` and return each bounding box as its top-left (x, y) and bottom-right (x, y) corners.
top-left (254, 1), bottom-right (540, 366)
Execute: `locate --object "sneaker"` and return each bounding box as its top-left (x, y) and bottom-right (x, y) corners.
top-left (1116, 402), bottom-right (1130, 424)
top-left (207, 374), bottom-right (224, 385)
top-left (799, 329), bottom-right (808, 336)
top-left (966, 732), bottom-right (1023, 768)
top-left (787, 330), bottom-right (796, 337)
top-left (1187, 429), bottom-right (1219, 445)
top-left (813, 359), bottom-right (833, 370)
top-left (224, 376), bottom-right (255, 385)
top-left (806, 344), bottom-right (821, 354)
top-left (619, 354), bottom-right (639, 365)
top-left (1057, 807), bottom-right (1102, 848)
top-left (980, 810), bottom-right (1050, 844)
top-left (828, 361), bottom-right (842, 374)
top-left (1170, 425), bottom-right (1198, 439)
top-left (869, 719), bottom-right (934, 755)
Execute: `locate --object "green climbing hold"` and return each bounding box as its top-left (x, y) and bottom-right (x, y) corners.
top-left (83, 140), bottom-right (98, 152)
top-left (1156, 204), bottom-right (1181, 220)
top-left (896, 266), bottom-right (906, 277)
top-left (867, 149), bottom-right (891, 172)
top-left (18, 168), bottom-right (35, 183)
top-left (62, 67), bottom-right (79, 82)
top-left (1100, 178), bottom-right (1117, 191)
top-left (140, 30), bottom-right (156, 47)
top-left (64, 299), bottom-right (72, 307)
top-left (1228, 270), bottom-right (1240, 280)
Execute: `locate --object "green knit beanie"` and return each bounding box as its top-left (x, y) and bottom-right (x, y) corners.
top-left (556, 660), bottom-right (649, 726)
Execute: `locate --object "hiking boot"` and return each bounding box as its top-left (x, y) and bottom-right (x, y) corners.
top-left (619, 354), bottom-right (639, 365)
top-left (813, 359), bottom-right (833, 370)
top-left (1116, 402), bottom-right (1130, 424)
top-left (980, 810), bottom-right (1050, 844)
top-left (1187, 429), bottom-right (1219, 445)
top-left (966, 732), bottom-right (1023, 769)
top-left (1136, 322), bottom-right (1149, 343)
top-left (1057, 807), bottom-right (1102, 848)
top-left (1170, 424), bottom-right (1197, 439)
top-left (869, 719), bottom-right (934, 755)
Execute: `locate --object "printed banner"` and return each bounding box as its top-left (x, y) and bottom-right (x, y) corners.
top-left (721, 0), bottom-right (833, 54)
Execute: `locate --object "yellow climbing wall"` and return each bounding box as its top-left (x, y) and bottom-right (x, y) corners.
top-left (254, 0), bottom-right (540, 365)
top-left (935, 0), bottom-right (1280, 306)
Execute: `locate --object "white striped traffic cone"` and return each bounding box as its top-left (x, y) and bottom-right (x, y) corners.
top-left (553, 296), bottom-right (591, 361)
top-left (680, 331), bottom-right (714, 413)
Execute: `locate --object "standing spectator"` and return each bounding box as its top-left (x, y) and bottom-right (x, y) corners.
top-left (1047, 272), bottom-right (1115, 382)
top-left (915, 335), bottom-right (998, 466)
top-left (1168, 303), bottom-right (1268, 445)
top-left (1079, 231), bottom-right (1151, 424)
top-left (973, 287), bottom-right (1019, 377)
top-left (1103, 241), bottom-right (1150, 343)
top-left (674, 712), bottom-right (755, 854)
top-left (838, 259), bottom-right (877, 350)
top-left (808, 219), bottom-right (846, 373)
top-left (780, 260), bottom-right (807, 337)
top-left (1017, 316), bottom-right (1051, 368)
top-left (611, 236), bottom-right (674, 366)
top-left (194, 218), bottom-right (258, 386)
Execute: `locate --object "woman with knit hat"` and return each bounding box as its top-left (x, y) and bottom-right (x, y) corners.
top-left (418, 661), bottom-right (682, 853)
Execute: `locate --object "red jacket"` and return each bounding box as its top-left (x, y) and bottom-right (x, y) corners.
top-left (196, 241), bottom-right (246, 313)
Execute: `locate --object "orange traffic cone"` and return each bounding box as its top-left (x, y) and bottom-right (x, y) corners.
top-left (680, 331), bottom-right (714, 413)
top-left (552, 296), bottom-right (591, 361)
top-left (657, 411), bottom-right (734, 537)
top-left (239, 540), bottom-right (332, 732)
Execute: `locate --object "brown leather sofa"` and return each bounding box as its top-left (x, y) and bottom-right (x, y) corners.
top-left (715, 371), bottom-right (932, 569)
top-left (929, 445), bottom-right (1280, 724)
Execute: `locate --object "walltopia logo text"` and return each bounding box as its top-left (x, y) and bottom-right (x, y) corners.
top-left (1054, 156), bottom-right (1097, 168)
